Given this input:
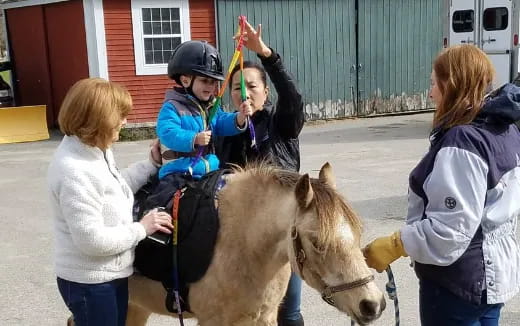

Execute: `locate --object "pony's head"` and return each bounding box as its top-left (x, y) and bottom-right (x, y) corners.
top-left (289, 163), bottom-right (385, 325)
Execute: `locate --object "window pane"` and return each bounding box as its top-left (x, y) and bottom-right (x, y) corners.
top-left (145, 50), bottom-right (154, 64)
top-left (172, 22), bottom-right (181, 34)
top-left (151, 8), bottom-right (160, 21)
top-left (162, 38), bottom-right (173, 50)
top-left (161, 8), bottom-right (170, 21)
top-left (153, 38), bottom-right (163, 51)
top-left (173, 37), bottom-right (181, 48)
top-left (153, 50), bottom-right (164, 64)
top-left (143, 22), bottom-right (152, 35)
top-left (162, 22), bottom-right (171, 34)
top-left (142, 8), bottom-right (151, 22)
top-left (452, 10), bottom-right (474, 33)
top-left (164, 51), bottom-right (173, 62)
top-left (144, 38), bottom-right (153, 51)
top-left (152, 22), bottom-right (162, 34)
top-left (171, 8), bottom-right (180, 20)
top-left (483, 7), bottom-right (508, 31)
top-left (141, 7), bottom-right (183, 66)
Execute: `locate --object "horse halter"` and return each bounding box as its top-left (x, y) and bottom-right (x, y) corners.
top-left (291, 227), bottom-right (375, 306)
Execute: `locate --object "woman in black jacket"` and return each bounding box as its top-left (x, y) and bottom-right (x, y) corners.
top-left (215, 21), bottom-right (305, 326)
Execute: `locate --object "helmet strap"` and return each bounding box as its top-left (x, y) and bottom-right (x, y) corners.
top-left (181, 76), bottom-right (195, 98)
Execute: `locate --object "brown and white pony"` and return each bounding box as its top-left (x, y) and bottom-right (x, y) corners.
top-left (123, 163), bottom-right (385, 325)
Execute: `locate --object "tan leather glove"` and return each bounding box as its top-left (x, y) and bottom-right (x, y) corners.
top-left (363, 231), bottom-right (407, 273)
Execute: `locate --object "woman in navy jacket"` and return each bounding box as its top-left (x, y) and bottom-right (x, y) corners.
top-left (363, 45), bottom-right (520, 326)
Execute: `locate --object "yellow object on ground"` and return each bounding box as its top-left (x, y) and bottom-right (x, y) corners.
top-left (0, 105), bottom-right (49, 144)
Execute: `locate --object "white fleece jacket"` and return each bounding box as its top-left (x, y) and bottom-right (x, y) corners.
top-left (47, 135), bottom-right (157, 284)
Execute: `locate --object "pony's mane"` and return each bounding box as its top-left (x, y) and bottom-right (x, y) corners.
top-left (232, 162), bottom-right (363, 244)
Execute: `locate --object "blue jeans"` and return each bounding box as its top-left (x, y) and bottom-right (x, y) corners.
top-left (57, 277), bottom-right (129, 326)
top-left (278, 272), bottom-right (303, 321)
top-left (419, 278), bottom-right (503, 326)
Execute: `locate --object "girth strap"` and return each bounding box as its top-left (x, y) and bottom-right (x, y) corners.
top-left (167, 189), bottom-right (185, 325)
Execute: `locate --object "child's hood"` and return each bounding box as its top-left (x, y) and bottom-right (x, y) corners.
top-left (164, 88), bottom-right (194, 107)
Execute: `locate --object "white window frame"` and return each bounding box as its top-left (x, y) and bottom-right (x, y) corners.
top-left (131, 0), bottom-right (191, 75)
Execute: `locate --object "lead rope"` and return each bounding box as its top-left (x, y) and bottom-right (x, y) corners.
top-left (351, 267), bottom-right (400, 326)
top-left (237, 16), bottom-right (257, 151)
top-left (188, 15), bottom-right (254, 177)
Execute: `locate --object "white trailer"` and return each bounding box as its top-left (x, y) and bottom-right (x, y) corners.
top-left (444, 0), bottom-right (519, 86)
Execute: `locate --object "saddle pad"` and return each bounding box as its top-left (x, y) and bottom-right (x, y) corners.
top-left (134, 169), bottom-right (230, 311)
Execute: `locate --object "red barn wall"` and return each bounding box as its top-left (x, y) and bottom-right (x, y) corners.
top-left (103, 0), bottom-right (216, 123)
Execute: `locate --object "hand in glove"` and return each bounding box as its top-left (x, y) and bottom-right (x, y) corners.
top-left (363, 231), bottom-right (407, 272)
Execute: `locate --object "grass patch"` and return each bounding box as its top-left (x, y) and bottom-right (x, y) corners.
top-left (119, 126), bottom-right (156, 141)
top-left (0, 70), bottom-right (11, 86)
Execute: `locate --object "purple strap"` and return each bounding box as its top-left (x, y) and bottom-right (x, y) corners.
top-left (187, 146), bottom-right (204, 176)
top-left (248, 117), bottom-right (258, 151)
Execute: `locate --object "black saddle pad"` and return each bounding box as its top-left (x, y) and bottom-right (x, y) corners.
top-left (133, 169), bottom-right (230, 311)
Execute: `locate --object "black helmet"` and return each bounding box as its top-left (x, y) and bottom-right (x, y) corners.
top-left (167, 40), bottom-right (224, 82)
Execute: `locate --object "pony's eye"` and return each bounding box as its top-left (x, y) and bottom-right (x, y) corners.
top-left (310, 237), bottom-right (324, 252)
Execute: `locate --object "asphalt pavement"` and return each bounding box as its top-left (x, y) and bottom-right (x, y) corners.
top-left (1, 112), bottom-right (519, 325)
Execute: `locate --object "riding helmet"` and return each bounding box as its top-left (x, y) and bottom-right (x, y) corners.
top-left (167, 40), bottom-right (224, 82)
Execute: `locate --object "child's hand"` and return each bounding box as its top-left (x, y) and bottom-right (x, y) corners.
top-left (237, 101), bottom-right (253, 127)
top-left (195, 131), bottom-right (212, 146)
top-left (240, 100), bottom-right (253, 117)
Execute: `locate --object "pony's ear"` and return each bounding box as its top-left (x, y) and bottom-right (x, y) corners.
top-left (319, 162), bottom-right (336, 189)
top-left (295, 174), bottom-right (314, 209)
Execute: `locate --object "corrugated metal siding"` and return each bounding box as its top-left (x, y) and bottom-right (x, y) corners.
top-left (217, 0), bottom-right (442, 119)
top-left (103, 0), bottom-right (216, 123)
top-left (216, 0), bottom-right (357, 120)
top-left (357, 0), bottom-right (442, 115)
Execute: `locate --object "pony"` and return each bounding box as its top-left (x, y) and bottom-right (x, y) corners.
top-left (126, 162), bottom-right (385, 325)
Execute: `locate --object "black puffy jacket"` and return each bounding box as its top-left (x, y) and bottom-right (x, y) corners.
top-left (215, 49), bottom-right (304, 172)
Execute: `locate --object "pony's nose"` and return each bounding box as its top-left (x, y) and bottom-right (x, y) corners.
top-left (359, 299), bottom-right (381, 318)
top-left (380, 296), bottom-right (387, 312)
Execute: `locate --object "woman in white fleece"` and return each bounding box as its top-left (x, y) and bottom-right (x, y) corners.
top-left (47, 78), bottom-right (173, 326)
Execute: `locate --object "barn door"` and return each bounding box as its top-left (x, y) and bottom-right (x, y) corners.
top-left (357, 0), bottom-right (443, 115)
top-left (5, 5), bottom-right (54, 126)
top-left (216, 0), bottom-right (358, 119)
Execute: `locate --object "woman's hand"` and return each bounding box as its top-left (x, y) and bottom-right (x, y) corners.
top-left (149, 139), bottom-right (162, 166)
top-left (362, 231), bottom-right (407, 272)
top-left (139, 208), bottom-right (173, 236)
top-left (235, 20), bottom-right (272, 58)
top-left (236, 101), bottom-right (253, 127)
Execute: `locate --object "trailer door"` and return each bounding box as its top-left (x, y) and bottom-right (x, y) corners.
top-left (450, 0), bottom-right (478, 45)
top-left (482, 0), bottom-right (512, 86)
